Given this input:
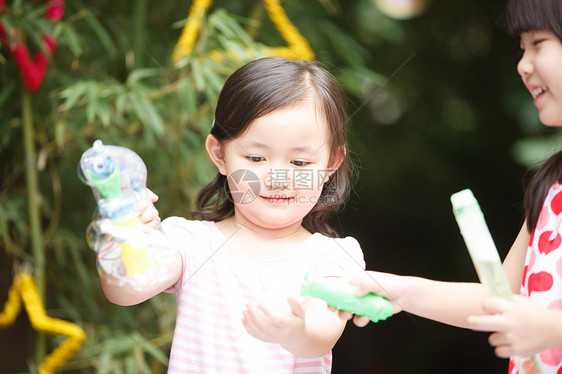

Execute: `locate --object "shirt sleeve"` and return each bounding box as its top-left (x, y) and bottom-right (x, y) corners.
top-left (313, 236), bottom-right (366, 278)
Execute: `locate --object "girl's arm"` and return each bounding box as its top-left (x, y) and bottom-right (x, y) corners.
top-left (99, 189), bottom-right (183, 306)
top-left (502, 222), bottom-right (530, 293)
top-left (242, 296), bottom-right (346, 358)
top-left (99, 255), bottom-right (182, 306)
top-left (346, 271), bottom-right (489, 329)
top-left (343, 223), bottom-right (531, 329)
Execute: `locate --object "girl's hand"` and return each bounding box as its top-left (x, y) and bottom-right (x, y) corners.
top-left (468, 295), bottom-right (562, 358)
top-left (336, 271), bottom-right (405, 327)
top-left (242, 297), bottom-right (306, 349)
top-left (138, 188), bottom-right (161, 227)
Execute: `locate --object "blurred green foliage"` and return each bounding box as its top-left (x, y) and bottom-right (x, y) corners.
top-left (1, 0), bottom-right (559, 373)
top-left (0, 0), bottom-right (390, 372)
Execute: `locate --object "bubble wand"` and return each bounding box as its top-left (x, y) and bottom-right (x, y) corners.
top-left (79, 140), bottom-right (180, 295)
top-left (451, 189), bottom-right (542, 374)
top-left (301, 274), bottom-right (393, 323)
top-left (79, 139), bottom-right (154, 277)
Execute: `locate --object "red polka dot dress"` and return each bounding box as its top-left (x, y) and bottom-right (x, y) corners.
top-left (511, 182), bottom-right (562, 374)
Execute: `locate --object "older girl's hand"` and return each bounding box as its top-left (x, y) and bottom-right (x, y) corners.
top-left (468, 295), bottom-right (562, 358)
top-left (336, 271), bottom-right (405, 327)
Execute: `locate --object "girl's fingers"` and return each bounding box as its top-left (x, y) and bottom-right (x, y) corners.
top-left (287, 297), bottom-right (305, 318)
top-left (352, 315), bottom-right (371, 327)
top-left (338, 310), bottom-right (353, 321)
top-left (146, 188), bottom-right (159, 203)
top-left (138, 201), bottom-right (160, 227)
top-left (488, 331), bottom-right (510, 347)
top-left (467, 313), bottom-right (506, 332)
top-left (481, 297), bottom-right (511, 315)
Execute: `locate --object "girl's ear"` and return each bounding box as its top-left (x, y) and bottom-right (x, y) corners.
top-left (205, 134), bottom-right (227, 175)
top-left (327, 145), bottom-right (346, 176)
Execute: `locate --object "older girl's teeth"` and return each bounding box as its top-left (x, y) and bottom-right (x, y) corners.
top-left (532, 87), bottom-right (546, 98)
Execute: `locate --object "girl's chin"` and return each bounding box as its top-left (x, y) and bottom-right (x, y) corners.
top-left (538, 112), bottom-right (562, 127)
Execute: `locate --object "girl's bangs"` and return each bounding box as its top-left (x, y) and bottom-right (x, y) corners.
top-left (507, 0), bottom-right (562, 39)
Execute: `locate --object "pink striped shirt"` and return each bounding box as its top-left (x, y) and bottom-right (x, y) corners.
top-left (162, 218), bottom-right (365, 373)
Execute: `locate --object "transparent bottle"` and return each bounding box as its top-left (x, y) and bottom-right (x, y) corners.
top-left (79, 140), bottom-right (177, 291)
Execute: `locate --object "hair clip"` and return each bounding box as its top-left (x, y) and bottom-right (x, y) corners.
top-left (212, 119), bottom-right (216, 128)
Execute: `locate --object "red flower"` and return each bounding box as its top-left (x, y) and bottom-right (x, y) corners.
top-left (0, 0), bottom-right (65, 91)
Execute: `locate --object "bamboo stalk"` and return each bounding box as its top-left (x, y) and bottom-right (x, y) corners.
top-left (246, 2), bottom-right (265, 39)
top-left (22, 88), bottom-right (46, 366)
top-left (133, 0), bottom-right (148, 69)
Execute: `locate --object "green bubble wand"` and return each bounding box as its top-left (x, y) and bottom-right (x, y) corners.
top-left (301, 274), bottom-right (394, 323)
top-left (451, 189), bottom-right (542, 374)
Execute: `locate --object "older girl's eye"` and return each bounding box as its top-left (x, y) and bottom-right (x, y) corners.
top-left (247, 156), bottom-right (264, 162)
top-left (291, 160), bottom-right (309, 167)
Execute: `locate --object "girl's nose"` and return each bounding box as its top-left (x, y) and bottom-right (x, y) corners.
top-left (264, 168), bottom-right (290, 190)
top-left (517, 51), bottom-right (533, 79)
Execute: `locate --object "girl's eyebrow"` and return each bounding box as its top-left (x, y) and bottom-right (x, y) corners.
top-left (239, 142), bottom-right (269, 150)
top-left (291, 145), bottom-right (318, 154)
top-left (241, 142), bottom-right (319, 155)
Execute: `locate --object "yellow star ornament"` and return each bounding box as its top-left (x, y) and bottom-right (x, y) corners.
top-left (172, 0), bottom-right (315, 62)
top-left (0, 273), bottom-right (86, 374)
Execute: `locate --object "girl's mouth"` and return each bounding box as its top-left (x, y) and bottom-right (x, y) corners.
top-left (531, 86), bottom-right (547, 99)
top-left (262, 195), bottom-right (293, 203)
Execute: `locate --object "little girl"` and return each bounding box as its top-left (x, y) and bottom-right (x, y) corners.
top-left (337, 0), bottom-right (562, 373)
top-left (101, 57), bottom-right (365, 373)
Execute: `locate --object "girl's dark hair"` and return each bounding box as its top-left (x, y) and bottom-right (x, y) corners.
top-left (506, 0), bottom-right (562, 232)
top-left (506, 0), bottom-right (562, 40)
top-left (524, 151), bottom-right (562, 232)
top-left (191, 57), bottom-right (350, 238)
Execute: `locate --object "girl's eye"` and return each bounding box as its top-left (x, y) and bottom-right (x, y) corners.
top-left (291, 160), bottom-right (309, 167)
top-left (247, 156), bottom-right (264, 163)
top-left (533, 39), bottom-right (546, 46)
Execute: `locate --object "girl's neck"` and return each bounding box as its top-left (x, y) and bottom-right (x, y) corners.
top-left (215, 215), bottom-right (312, 259)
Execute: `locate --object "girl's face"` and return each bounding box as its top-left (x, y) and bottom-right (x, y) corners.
top-left (212, 96), bottom-right (341, 232)
top-left (518, 30), bottom-right (562, 126)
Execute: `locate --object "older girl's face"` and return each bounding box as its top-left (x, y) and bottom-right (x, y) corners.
top-left (517, 30), bottom-right (562, 126)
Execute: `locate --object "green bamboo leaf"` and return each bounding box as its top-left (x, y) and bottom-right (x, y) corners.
top-left (177, 79), bottom-right (196, 114)
top-left (127, 68), bottom-right (162, 85)
top-left (130, 94), bottom-right (164, 135)
top-left (26, 4), bottom-right (48, 21)
top-left (125, 356), bottom-right (136, 374)
top-left (201, 63), bottom-right (222, 93)
top-left (83, 11), bottom-right (117, 56)
top-left (54, 120), bottom-right (65, 149)
top-left (96, 99), bottom-right (113, 127)
top-left (97, 351), bottom-right (113, 374)
top-left (86, 83), bottom-right (101, 124)
top-left (133, 334), bottom-right (168, 365)
top-left (0, 81), bottom-right (16, 107)
top-left (191, 58), bottom-right (205, 92)
top-left (59, 23), bottom-right (83, 56)
top-left (60, 81), bottom-right (89, 110)
top-left (215, 11), bottom-right (255, 45)
top-left (115, 92), bottom-right (129, 115)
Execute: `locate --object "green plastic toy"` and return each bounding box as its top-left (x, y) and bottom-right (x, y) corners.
top-left (301, 274), bottom-right (393, 323)
top-left (451, 188), bottom-right (542, 374)
top-left (450, 189), bottom-right (513, 299)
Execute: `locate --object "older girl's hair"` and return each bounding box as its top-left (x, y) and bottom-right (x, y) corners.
top-left (507, 0), bottom-right (562, 232)
top-left (191, 57), bottom-right (350, 237)
top-left (523, 151), bottom-right (562, 232)
top-left (507, 0), bottom-right (562, 40)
